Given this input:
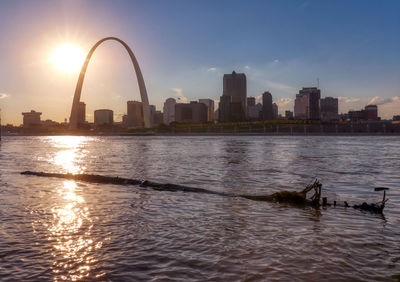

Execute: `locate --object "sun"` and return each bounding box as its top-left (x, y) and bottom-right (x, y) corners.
top-left (51, 44), bottom-right (85, 74)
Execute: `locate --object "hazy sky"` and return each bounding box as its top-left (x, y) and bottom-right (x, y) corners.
top-left (0, 0), bottom-right (399, 124)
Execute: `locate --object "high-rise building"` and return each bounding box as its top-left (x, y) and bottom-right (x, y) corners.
top-left (78, 102), bottom-right (86, 124)
top-left (294, 87), bottom-right (321, 120)
top-left (262, 91), bottom-right (273, 120)
top-left (22, 110), bottom-right (42, 126)
top-left (247, 97), bottom-right (255, 107)
top-left (219, 71), bottom-right (247, 122)
top-left (149, 105), bottom-right (156, 125)
top-left (272, 103), bottom-right (278, 119)
top-left (248, 103), bottom-right (262, 120)
top-left (199, 99), bottom-right (215, 122)
top-left (320, 97), bottom-right (338, 121)
top-left (126, 101), bottom-right (144, 127)
top-left (175, 101), bottom-right (207, 123)
top-left (153, 111), bottom-right (163, 125)
top-left (163, 98), bottom-right (176, 125)
top-left (365, 105), bottom-right (378, 120)
top-left (94, 109), bottom-right (113, 126)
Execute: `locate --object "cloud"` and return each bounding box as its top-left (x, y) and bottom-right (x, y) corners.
top-left (207, 67), bottom-right (217, 72)
top-left (367, 96), bottom-right (400, 106)
top-left (264, 80), bottom-right (297, 94)
top-left (275, 98), bottom-right (294, 107)
top-left (0, 93), bottom-right (9, 99)
top-left (338, 97), bottom-right (361, 103)
top-left (273, 59), bottom-right (279, 63)
top-left (244, 65), bottom-right (251, 70)
top-left (171, 88), bottom-right (188, 103)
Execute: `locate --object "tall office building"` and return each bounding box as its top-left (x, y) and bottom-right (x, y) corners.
top-left (22, 110), bottom-right (42, 126)
top-left (262, 91), bottom-right (273, 120)
top-left (77, 102), bottom-right (86, 124)
top-left (175, 101), bottom-right (207, 123)
top-left (163, 98), bottom-right (176, 125)
top-left (320, 97), bottom-right (338, 121)
top-left (94, 109), bottom-right (113, 126)
top-left (272, 103), bottom-right (278, 119)
top-left (294, 87), bottom-right (321, 120)
top-left (219, 71), bottom-right (247, 122)
top-left (365, 105), bottom-right (378, 120)
top-left (126, 101), bottom-right (144, 127)
top-left (199, 98), bottom-right (215, 122)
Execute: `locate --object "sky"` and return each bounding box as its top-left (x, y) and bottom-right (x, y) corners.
top-left (0, 0), bottom-right (399, 125)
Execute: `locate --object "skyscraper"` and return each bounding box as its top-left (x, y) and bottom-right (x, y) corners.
top-left (199, 98), bottom-right (215, 122)
top-left (320, 97), bottom-right (338, 121)
top-left (175, 101), bottom-right (207, 123)
top-left (294, 87), bottom-right (321, 120)
top-left (163, 98), bottom-right (176, 125)
top-left (219, 71), bottom-right (247, 122)
top-left (272, 103), bottom-right (278, 119)
top-left (77, 102), bottom-right (86, 124)
top-left (262, 91), bottom-right (273, 120)
top-left (127, 101), bottom-right (144, 127)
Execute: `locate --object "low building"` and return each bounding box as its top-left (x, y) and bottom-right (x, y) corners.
top-left (22, 110), bottom-right (42, 126)
top-left (94, 109), bottom-right (113, 126)
top-left (78, 102), bottom-right (86, 124)
top-left (285, 110), bottom-right (294, 119)
top-left (393, 115), bottom-right (400, 121)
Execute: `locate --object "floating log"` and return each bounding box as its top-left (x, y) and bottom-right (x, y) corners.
top-left (20, 171), bottom-right (388, 214)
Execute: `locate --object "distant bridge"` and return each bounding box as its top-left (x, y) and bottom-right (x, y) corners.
top-left (69, 37), bottom-right (151, 130)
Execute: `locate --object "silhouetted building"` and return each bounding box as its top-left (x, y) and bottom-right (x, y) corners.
top-left (219, 71), bottom-right (247, 122)
top-left (393, 115), bottom-right (400, 121)
top-left (247, 97), bottom-right (255, 107)
top-left (285, 110), bottom-right (294, 119)
top-left (22, 110), bottom-right (42, 126)
top-left (78, 102), bottom-right (86, 124)
top-left (149, 105), bottom-right (156, 125)
top-left (272, 103), bottom-right (278, 119)
top-left (218, 95), bottom-right (231, 122)
top-left (248, 103), bottom-right (262, 120)
top-left (126, 101), bottom-right (144, 127)
top-left (163, 98), bottom-right (176, 125)
top-left (365, 105), bottom-right (378, 120)
top-left (320, 97), bottom-right (338, 121)
top-left (175, 101), bottom-right (207, 123)
top-left (94, 109), bottom-right (113, 126)
top-left (199, 98), bottom-right (215, 122)
top-left (294, 87), bottom-right (321, 120)
top-left (153, 110), bottom-right (163, 125)
top-left (41, 119), bottom-right (58, 126)
top-left (262, 91), bottom-right (273, 120)
top-left (348, 110), bottom-right (366, 122)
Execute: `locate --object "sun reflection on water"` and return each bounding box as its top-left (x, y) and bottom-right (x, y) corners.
top-left (49, 136), bottom-right (90, 174)
top-left (45, 137), bottom-right (105, 280)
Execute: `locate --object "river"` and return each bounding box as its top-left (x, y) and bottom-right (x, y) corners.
top-left (0, 136), bottom-right (399, 281)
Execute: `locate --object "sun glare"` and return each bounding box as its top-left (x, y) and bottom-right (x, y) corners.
top-left (51, 44), bottom-right (85, 73)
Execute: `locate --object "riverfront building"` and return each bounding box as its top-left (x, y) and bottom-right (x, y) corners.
top-left (294, 87), bottom-right (321, 120)
top-left (320, 97), bottom-right (338, 121)
top-left (22, 110), bottom-right (42, 126)
top-left (199, 98), bottom-right (215, 122)
top-left (262, 91), bottom-right (273, 120)
top-left (94, 109), bottom-right (113, 126)
top-left (365, 105), bottom-right (378, 120)
top-left (219, 71), bottom-right (247, 122)
top-left (78, 102), bottom-right (86, 124)
top-left (175, 101), bottom-right (207, 123)
top-left (163, 98), bottom-right (176, 125)
top-left (126, 101), bottom-right (144, 127)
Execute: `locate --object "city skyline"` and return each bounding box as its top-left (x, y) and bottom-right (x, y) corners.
top-left (1, 0), bottom-right (400, 124)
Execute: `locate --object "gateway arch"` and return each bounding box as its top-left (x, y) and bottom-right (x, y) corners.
top-left (69, 37), bottom-right (151, 130)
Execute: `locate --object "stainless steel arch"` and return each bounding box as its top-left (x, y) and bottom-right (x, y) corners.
top-left (69, 37), bottom-right (151, 129)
